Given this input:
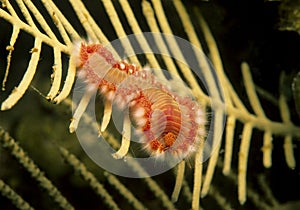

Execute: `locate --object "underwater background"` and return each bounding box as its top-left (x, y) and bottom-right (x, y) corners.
top-left (0, 0), bottom-right (300, 209)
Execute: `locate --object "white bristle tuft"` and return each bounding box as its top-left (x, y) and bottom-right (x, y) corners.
top-left (133, 107), bottom-right (145, 118)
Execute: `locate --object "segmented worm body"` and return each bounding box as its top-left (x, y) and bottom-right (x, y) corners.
top-left (75, 42), bottom-right (206, 159)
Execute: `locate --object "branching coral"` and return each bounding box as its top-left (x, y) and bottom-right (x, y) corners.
top-left (0, 178), bottom-right (34, 210)
top-left (0, 126), bottom-right (74, 210)
top-left (0, 0), bottom-right (299, 209)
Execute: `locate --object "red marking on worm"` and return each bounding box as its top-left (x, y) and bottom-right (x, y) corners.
top-left (75, 42), bottom-right (206, 158)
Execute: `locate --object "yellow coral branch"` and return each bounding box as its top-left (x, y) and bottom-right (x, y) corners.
top-left (47, 48), bottom-right (62, 100)
top-left (53, 53), bottom-right (76, 103)
top-left (0, 8), bottom-right (70, 53)
top-left (101, 0), bottom-right (140, 65)
top-left (1, 38), bottom-right (42, 110)
top-left (2, 26), bottom-right (19, 91)
top-left (192, 140), bottom-right (204, 210)
top-left (150, 0), bottom-right (208, 101)
top-left (112, 114), bottom-right (131, 159)
top-left (238, 123), bottom-right (253, 204)
top-left (223, 115), bottom-right (236, 175)
top-left (40, 0), bottom-right (81, 41)
top-left (279, 72), bottom-right (296, 169)
top-left (171, 160), bottom-right (185, 202)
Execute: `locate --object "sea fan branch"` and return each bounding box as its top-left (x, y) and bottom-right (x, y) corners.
top-left (143, 0), bottom-right (207, 101)
top-left (64, 97), bottom-right (176, 210)
top-left (0, 1), bottom-right (299, 209)
top-left (39, 0), bottom-right (80, 41)
top-left (58, 146), bottom-right (121, 210)
top-left (0, 179), bottom-right (34, 210)
top-left (1, 38), bottom-right (42, 110)
top-left (279, 72), bottom-right (296, 169)
top-left (103, 171), bottom-right (148, 210)
top-left (0, 126), bottom-right (74, 210)
top-left (0, 7), bottom-right (69, 52)
top-left (2, 26), bottom-right (20, 91)
top-left (0, 0), bottom-right (74, 109)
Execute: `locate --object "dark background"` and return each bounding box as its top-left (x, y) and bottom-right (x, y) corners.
top-left (0, 0), bottom-right (299, 209)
